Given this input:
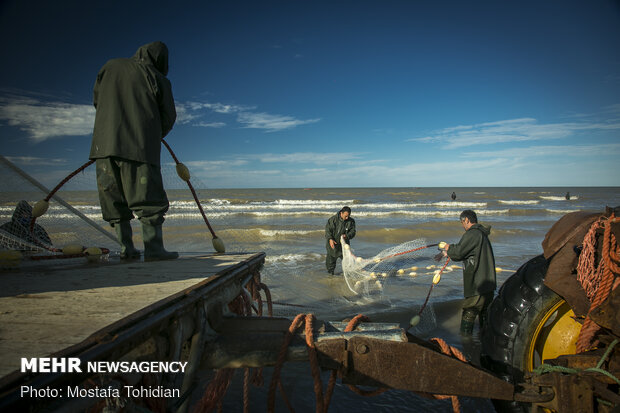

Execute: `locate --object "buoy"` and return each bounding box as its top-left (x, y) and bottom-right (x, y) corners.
top-left (32, 200), bottom-right (49, 218)
top-left (409, 315), bottom-right (421, 327)
top-left (84, 247), bottom-right (102, 262)
top-left (354, 281), bottom-right (362, 289)
top-left (374, 258), bottom-right (380, 263)
top-left (381, 272), bottom-right (388, 277)
top-left (432, 272), bottom-right (442, 284)
top-left (426, 265), bottom-right (436, 270)
top-left (355, 257), bottom-right (363, 263)
top-left (212, 237), bottom-right (225, 253)
top-left (410, 266), bottom-right (418, 271)
top-left (370, 272), bottom-right (376, 278)
top-left (63, 244), bottom-right (84, 255)
top-left (175, 163), bottom-right (191, 182)
top-left (450, 265), bottom-right (460, 270)
top-left (397, 269), bottom-right (405, 275)
top-left (409, 271), bottom-right (417, 277)
top-left (438, 241), bottom-right (447, 250)
top-left (375, 280), bottom-right (383, 289)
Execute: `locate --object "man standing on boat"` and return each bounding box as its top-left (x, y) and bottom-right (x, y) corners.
top-left (440, 209), bottom-right (496, 335)
top-left (325, 206), bottom-right (356, 275)
top-left (89, 41), bottom-right (178, 261)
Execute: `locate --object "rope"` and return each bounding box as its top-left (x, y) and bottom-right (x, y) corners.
top-left (161, 139), bottom-right (219, 240)
top-left (376, 243), bottom-right (439, 262)
top-left (418, 257), bottom-right (451, 317)
top-left (29, 159), bottom-right (97, 252)
top-left (428, 337), bottom-right (466, 413)
top-left (576, 214), bottom-right (620, 353)
top-left (532, 339), bottom-right (620, 387)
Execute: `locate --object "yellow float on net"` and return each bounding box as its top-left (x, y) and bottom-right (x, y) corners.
top-left (84, 247), bottom-right (102, 263)
top-left (175, 163), bottom-right (191, 182)
top-left (409, 271), bottom-right (417, 277)
top-left (410, 266), bottom-right (418, 271)
top-left (32, 200), bottom-right (49, 218)
top-left (426, 265), bottom-right (436, 270)
top-left (432, 271), bottom-right (442, 284)
top-left (62, 244), bottom-right (84, 255)
top-left (370, 272), bottom-right (376, 278)
top-left (397, 269), bottom-right (405, 275)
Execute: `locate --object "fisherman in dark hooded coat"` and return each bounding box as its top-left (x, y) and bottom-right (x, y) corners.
top-left (89, 41), bottom-right (178, 261)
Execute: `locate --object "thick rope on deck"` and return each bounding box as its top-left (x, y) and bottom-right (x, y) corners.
top-left (428, 337), bottom-right (467, 413)
top-left (576, 214), bottom-right (620, 353)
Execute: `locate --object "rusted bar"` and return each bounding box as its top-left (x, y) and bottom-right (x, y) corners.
top-left (201, 329), bottom-right (406, 369)
top-left (339, 336), bottom-right (516, 400)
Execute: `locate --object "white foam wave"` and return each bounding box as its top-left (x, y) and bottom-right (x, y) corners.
top-left (539, 196), bottom-right (578, 201)
top-left (259, 229), bottom-right (321, 237)
top-left (498, 200), bottom-right (539, 205)
top-left (545, 209), bottom-right (581, 214)
top-left (266, 252), bottom-right (322, 263)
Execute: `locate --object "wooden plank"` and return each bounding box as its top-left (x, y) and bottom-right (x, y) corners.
top-left (0, 253), bottom-right (259, 378)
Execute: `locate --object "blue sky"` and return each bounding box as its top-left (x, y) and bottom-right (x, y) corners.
top-left (0, 0), bottom-right (619, 188)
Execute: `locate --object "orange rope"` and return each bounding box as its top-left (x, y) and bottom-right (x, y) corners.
top-left (576, 214), bottom-right (620, 353)
top-left (429, 337), bottom-right (466, 413)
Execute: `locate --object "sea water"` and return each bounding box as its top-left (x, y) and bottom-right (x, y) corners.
top-left (2, 184), bottom-right (619, 411)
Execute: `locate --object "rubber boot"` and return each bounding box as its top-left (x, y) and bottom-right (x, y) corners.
top-left (114, 222), bottom-right (140, 260)
top-left (460, 310), bottom-right (477, 336)
top-left (142, 223), bottom-right (178, 262)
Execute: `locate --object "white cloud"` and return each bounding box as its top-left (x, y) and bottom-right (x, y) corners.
top-left (249, 152), bottom-right (361, 164)
top-left (409, 117), bottom-right (620, 149)
top-left (0, 96), bottom-right (94, 142)
top-left (5, 156), bottom-right (68, 166)
top-left (195, 121), bottom-right (226, 128)
top-left (463, 143), bottom-right (620, 159)
top-left (237, 112), bottom-right (320, 132)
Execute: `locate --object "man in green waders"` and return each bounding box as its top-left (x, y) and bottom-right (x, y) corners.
top-left (89, 41), bottom-right (178, 261)
top-left (440, 210), bottom-right (496, 335)
top-left (325, 206), bottom-right (356, 275)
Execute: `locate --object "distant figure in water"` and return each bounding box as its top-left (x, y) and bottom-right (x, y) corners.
top-left (565, 192), bottom-right (570, 200)
top-left (451, 192), bottom-right (457, 201)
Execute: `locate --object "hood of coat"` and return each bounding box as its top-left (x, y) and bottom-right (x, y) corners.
top-left (134, 41), bottom-right (169, 76)
top-left (469, 223), bottom-right (491, 235)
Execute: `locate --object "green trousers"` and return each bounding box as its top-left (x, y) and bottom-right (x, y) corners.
top-left (461, 292), bottom-right (494, 334)
top-left (95, 157), bottom-right (169, 226)
top-left (325, 241), bottom-right (343, 273)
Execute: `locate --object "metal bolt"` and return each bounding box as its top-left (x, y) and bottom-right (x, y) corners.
top-left (356, 344), bottom-right (369, 354)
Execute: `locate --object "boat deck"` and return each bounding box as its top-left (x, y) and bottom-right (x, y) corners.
top-left (0, 252), bottom-right (264, 379)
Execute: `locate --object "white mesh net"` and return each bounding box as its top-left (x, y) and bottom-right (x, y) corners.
top-left (342, 236), bottom-right (454, 297)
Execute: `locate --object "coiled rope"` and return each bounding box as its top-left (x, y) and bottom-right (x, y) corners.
top-left (576, 213), bottom-right (620, 353)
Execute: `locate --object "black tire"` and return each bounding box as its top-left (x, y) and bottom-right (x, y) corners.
top-left (481, 255), bottom-right (573, 413)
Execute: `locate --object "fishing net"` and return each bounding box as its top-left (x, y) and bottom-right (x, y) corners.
top-left (342, 236), bottom-right (455, 296)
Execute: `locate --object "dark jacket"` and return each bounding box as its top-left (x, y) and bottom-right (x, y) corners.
top-left (325, 213), bottom-right (356, 245)
top-left (0, 200), bottom-right (52, 247)
top-left (89, 41), bottom-right (176, 165)
top-left (447, 223), bottom-right (496, 297)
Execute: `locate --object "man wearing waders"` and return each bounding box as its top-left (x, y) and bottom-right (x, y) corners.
top-left (89, 41), bottom-right (178, 261)
top-left (440, 210), bottom-right (496, 335)
top-left (325, 206), bottom-right (356, 275)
